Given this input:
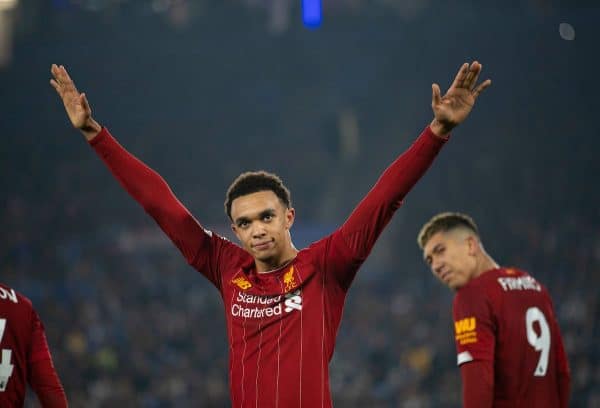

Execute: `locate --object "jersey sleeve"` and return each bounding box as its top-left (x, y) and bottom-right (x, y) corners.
top-left (549, 301), bottom-right (570, 378)
top-left (27, 309), bottom-right (68, 406)
top-left (453, 287), bottom-right (496, 365)
top-left (29, 359), bottom-right (68, 408)
top-left (329, 126), bottom-right (448, 290)
top-left (27, 309), bottom-right (52, 365)
top-left (460, 359), bottom-right (494, 408)
top-left (90, 128), bottom-right (238, 289)
top-left (547, 295), bottom-right (571, 407)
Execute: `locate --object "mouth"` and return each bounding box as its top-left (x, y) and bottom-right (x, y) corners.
top-left (252, 241), bottom-right (273, 251)
top-left (439, 270), bottom-right (451, 283)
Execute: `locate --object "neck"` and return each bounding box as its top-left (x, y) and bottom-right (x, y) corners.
top-left (256, 244), bottom-right (298, 273)
top-left (473, 252), bottom-right (499, 279)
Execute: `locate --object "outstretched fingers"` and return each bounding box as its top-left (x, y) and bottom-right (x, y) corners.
top-left (451, 61), bottom-right (491, 98)
top-left (51, 64), bottom-right (76, 92)
top-left (50, 63), bottom-right (60, 78)
top-left (51, 64), bottom-right (65, 86)
top-left (462, 61), bottom-right (482, 90)
top-left (431, 83), bottom-right (442, 107)
top-left (50, 64), bottom-right (64, 95)
top-left (49, 78), bottom-right (61, 95)
top-left (472, 79), bottom-right (492, 99)
top-left (59, 65), bottom-right (74, 84)
top-left (467, 62), bottom-right (482, 90)
top-left (51, 64), bottom-right (84, 106)
top-left (80, 93), bottom-right (92, 116)
top-left (449, 63), bottom-right (469, 90)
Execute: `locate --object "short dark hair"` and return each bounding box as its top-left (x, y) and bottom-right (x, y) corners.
top-left (224, 171), bottom-right (292, 219)
top-left (417, 212), bottom-right (480, 249)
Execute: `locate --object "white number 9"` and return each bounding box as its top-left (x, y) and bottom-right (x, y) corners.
top-left (525, 307), bottom-right (550, 377)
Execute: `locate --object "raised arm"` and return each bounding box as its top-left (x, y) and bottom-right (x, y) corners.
top-left (333, 62), bottom-right (491, 287)
top-left (50, 65), bottom-right (225, 286)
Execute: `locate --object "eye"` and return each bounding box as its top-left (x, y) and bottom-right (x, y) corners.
top-left (262, 214), bottom-right (273, 222)
top-left (238, 220), bottom-right (250, 229)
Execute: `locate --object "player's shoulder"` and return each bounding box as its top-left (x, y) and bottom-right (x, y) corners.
top-left (297, 229), bottom-right (337, 258)
top-left (468, 267), bottom-right (538, 290)
top-left (206, 227), bottom-right (253, 262)
top-left (494, 267), bottom-right (550, 294)
top-left (454, 268), bottom-right (518, 304)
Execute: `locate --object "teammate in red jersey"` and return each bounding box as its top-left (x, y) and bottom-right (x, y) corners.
top-left (0, 283), bottom-right (67, 407)
top-left (418, 212), bottom-right (570, 408)
top-left (50, 61), bottom-right (490, 407)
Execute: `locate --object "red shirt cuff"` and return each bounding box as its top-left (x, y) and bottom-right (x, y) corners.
top-left (424, 125), bottom-right (450, 143)
top-left (88, 127), bottom-right (111, 146)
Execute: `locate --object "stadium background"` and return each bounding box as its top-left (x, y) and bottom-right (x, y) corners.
top-left (0, 0), bottom-right (598, 406)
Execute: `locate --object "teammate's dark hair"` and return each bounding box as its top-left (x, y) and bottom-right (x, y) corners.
top-left (225, 171), bottom-right (291, 220)
top-left (417, 212), bottom-right (480, 249)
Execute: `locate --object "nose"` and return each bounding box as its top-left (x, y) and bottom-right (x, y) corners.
top-left (251, 224), bottom-right (267, 239)
top-left (432, 259), bottom-right (444, 277)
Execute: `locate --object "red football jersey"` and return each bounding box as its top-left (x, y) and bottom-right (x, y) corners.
top-left (0, 284), bottom-right (54, 407)
top-left (91, 125), bottom-right (447, 407)
top-left (453, 268), bottom-right (570, 407)
top-left (203, 224), bottom-right (363, 408)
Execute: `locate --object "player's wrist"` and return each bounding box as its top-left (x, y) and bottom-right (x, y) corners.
top-left (429, 118), bottom-right (454, 138)
top-left (80, 119), bottom-right (102, 142)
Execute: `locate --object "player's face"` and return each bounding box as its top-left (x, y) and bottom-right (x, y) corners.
top-left (423, 231), bottom-right (478, 290)
top-left (230, 190), bottom-right (295, 267)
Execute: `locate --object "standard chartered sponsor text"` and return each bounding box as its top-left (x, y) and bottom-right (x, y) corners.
top-left (231, 291), bottom-right (302, 318)
top-left (232, 303), bottom-right (283, 318)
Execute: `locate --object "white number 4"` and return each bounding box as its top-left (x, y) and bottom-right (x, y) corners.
top-left (0, 319), bottom-right (14, 392)
top-left (525, 307), bottom-right (550, 377)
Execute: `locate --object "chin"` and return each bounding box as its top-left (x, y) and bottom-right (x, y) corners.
top-left (449, 280), bottom-right (466, 290)
top-left (256, 254), bottom-right (272, 262)
top-left (255, 251), bottom-right (276, 263)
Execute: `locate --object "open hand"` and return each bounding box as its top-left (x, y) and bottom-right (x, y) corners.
top-left (430, 61), bottom-right (491, 136)
top-left (50, 64), bottom-right (100, 139)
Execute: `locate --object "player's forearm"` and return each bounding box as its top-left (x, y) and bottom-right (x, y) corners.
top-left (36, 387), bottom-right (68, 408)
top-left (461, 361), bottom-right (494, 408)
top-left (29, 359), bottom-right (68, 408)
top-left (340, 125), bottom-right (447, 256)
top-left (558, 372), bottom-right (570, 408)
top-left (372, 125), bottom-right (448, 201)
top-left (89, 128), bottom-right (204, 263)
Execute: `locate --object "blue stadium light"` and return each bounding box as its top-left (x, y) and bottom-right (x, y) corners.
top-left (302, 0), bottom-right (321, 29)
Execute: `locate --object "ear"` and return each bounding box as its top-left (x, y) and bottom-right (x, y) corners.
top-left (466, 235), bottom-right (478, 256)
top-left (285, 207), bottom-right (295, 229)
top-left (231, 223), bottom-right (241, 242)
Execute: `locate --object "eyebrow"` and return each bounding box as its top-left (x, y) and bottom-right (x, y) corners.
top-left (424, 243), bottom-right (443, 262)
top-left (235, 217), bottom-right (250, 226)
top-left (260, 209), bottom-right (276, 217)
top-left (234, 208), bottom-right (276, 226)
